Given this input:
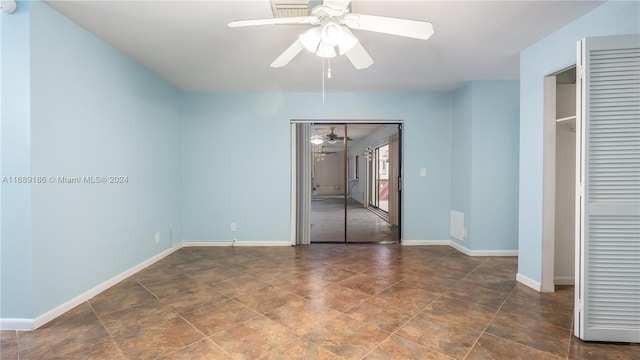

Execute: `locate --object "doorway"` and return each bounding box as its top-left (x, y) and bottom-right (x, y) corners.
top-left (291, 121), bottom-right (402, 244)
top-left (541, 66), bottom-right (577, 291)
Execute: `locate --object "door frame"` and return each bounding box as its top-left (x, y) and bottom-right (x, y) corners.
top-left (290, 119), bottom-right (403, 245)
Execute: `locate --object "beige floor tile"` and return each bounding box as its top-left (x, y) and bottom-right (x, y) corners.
top-left (396, 297), bottom-right (496, 359)
top-left (373, 283), bottom-right (440, 316)
top-left (306, 283), bottom-right (372, 313)
top-left (182, 299), bottom-right (260, 336)
top-left (444, 280), bottom-right (510, 311)
top-left (210, 274), bottom-right (269, 298)
top-left (309, 266), bottom-right (358, 284)
top-left (274, 272), bottom-right (333, 297)
top-left (235, 285), bottom-right (302, 314)
top-left (88, 279), bottom-right (157, 316)
top-left (159, 286), bottom-right (229, 314)
top-left (156, 339), bottom-right (232, 360)
top-left (210, 316), bottom-right (298, 359)
top-left (143, 275), bottom-right (206, 298)
top-left (109, 317), bottom-right (203, 359)
top-left (264, 297), bottom-right (341, 337)
top-left (17, 303), bottom-right (122, 360)
top-left (463, 271), bottom-right (517, 294)
top-left (303, 313), bottom-right (390, 360)
top-left (364, 334), bottom-right (454, 360)
top-left (338, 273), bottom-right (397, 295)
top-left (280, 340), bottom-right (344, 360)
top-left (466, 333), bottom-right (561, 360)
top-left (0, 331), bottom-right (18, 360)
top-left (485, 307), bottom-right (572, 358)
top-left (345, 296), bottom-right (414, 332)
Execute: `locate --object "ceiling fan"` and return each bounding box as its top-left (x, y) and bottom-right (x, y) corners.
top-left (326, 126), bottom-right (352, 142)
top-left (228, 0), bottom-right (434, 70)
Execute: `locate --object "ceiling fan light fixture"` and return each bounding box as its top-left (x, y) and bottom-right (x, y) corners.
top-left (310, 134), bottom-right (324, 145)
top-left (338, 26), bottom-right (358, 55)
top-left (300, 27), bottom-right (321, 53)
top-left (327, 139), bottom-right (337, 145)
top-left (316, 42), bottom-right (337, 58)
top-left (320, 21), bottom-right (344, 46)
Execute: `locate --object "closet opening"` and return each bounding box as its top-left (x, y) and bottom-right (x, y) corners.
top-left (541, 66), bottom-right (577, 291)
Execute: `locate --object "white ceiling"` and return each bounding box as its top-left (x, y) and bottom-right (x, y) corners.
top-left (44, 0), bottom-right (604, 93)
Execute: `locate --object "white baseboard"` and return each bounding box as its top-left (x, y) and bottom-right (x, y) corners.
top-left (0, 318), bottom-right (34, 331)
top-left (182, 240), bottom-right (292, 247)
top-left (554, 276), bottom-right (575, 285)
top-left (402, 239), bottom-right (450, 246)
top-left (448, 240), bottom-right (471, 255)
top-left (404, 239), bottom-right (517, 257)
top-left (29, 245), bottom-right (182, 330)
top-left (517, 273), bottom-right (542, 291)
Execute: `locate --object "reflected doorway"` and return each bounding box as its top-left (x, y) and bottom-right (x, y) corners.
top-left (367, 143), bottom-right (390, 217)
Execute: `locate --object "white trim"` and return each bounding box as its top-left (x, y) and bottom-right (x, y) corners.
top-left (0, 318), bottom-right (34, 331)
top-left (517, 272), bottom-right (542, 291)
top-left (290, 119), bottom-right (404, 124)
top-left (448, 240), bottom-right (471, 255)
top-left (182, 240), bottom-right (291, 247)
top-left (290, 122), bottom-right (297, 246)
top-left (554, 276), bottom-right (575, 285)
top-left (402, 240), bottom-right (517, 256)
top-left (449, 240), bottom-right (517, 257)
top-left (30, 246), bottom-right (181, 330)
top-left (402, 239), bottom-right (449, 246)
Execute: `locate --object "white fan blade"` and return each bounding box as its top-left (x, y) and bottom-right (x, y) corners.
top-left (271, 39), bottom-right (305, 68)
top-left (323, 0), bottom-right (351, 11)
top-left (345, 42), bottom-right (373, 70)
top-left (228, 16), bottom-right (317, 27)
top-left (344, 14), bottom-right (434, 40)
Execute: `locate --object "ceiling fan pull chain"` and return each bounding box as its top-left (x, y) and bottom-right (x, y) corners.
top-left (328, 57), bottom-right (332, 79)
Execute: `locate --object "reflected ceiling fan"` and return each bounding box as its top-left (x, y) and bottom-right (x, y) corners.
top-left (326, 126), bottom-right (352, 142)
top-left (228, 0), bottom-right (434, 70)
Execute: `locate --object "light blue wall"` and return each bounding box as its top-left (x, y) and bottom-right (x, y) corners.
top-left (518, 0), bottom-right (640, 282)
top-left (27, 1), bottom-right (183, 317)
top-left (471, 81), bottom-right (519, 251)
top-left (0, 0), bottom-right (34, 320)
top-left (181, 92), bottom-right (453, 242)
top-left (450, 81), bottom-right (520, 251)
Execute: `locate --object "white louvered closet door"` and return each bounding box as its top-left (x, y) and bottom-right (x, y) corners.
top-left (576, 34), bottom-right (640, 342)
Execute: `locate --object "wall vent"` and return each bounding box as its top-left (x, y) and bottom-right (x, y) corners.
top-left (270, 0), bottom-right (309, 18)
top-left (450, 210), bottom-right (465, 240)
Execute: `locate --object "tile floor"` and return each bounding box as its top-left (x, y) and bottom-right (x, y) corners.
top-left (2, 244), bottom-right (639, 359)
top-left (311, 198), bottom-right (398, 243)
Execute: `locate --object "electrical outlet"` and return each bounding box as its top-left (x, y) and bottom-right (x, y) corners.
top-left (155, 232), bottom-right (161, 244)
top-left (230, 223), bottom-right (237, 232)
